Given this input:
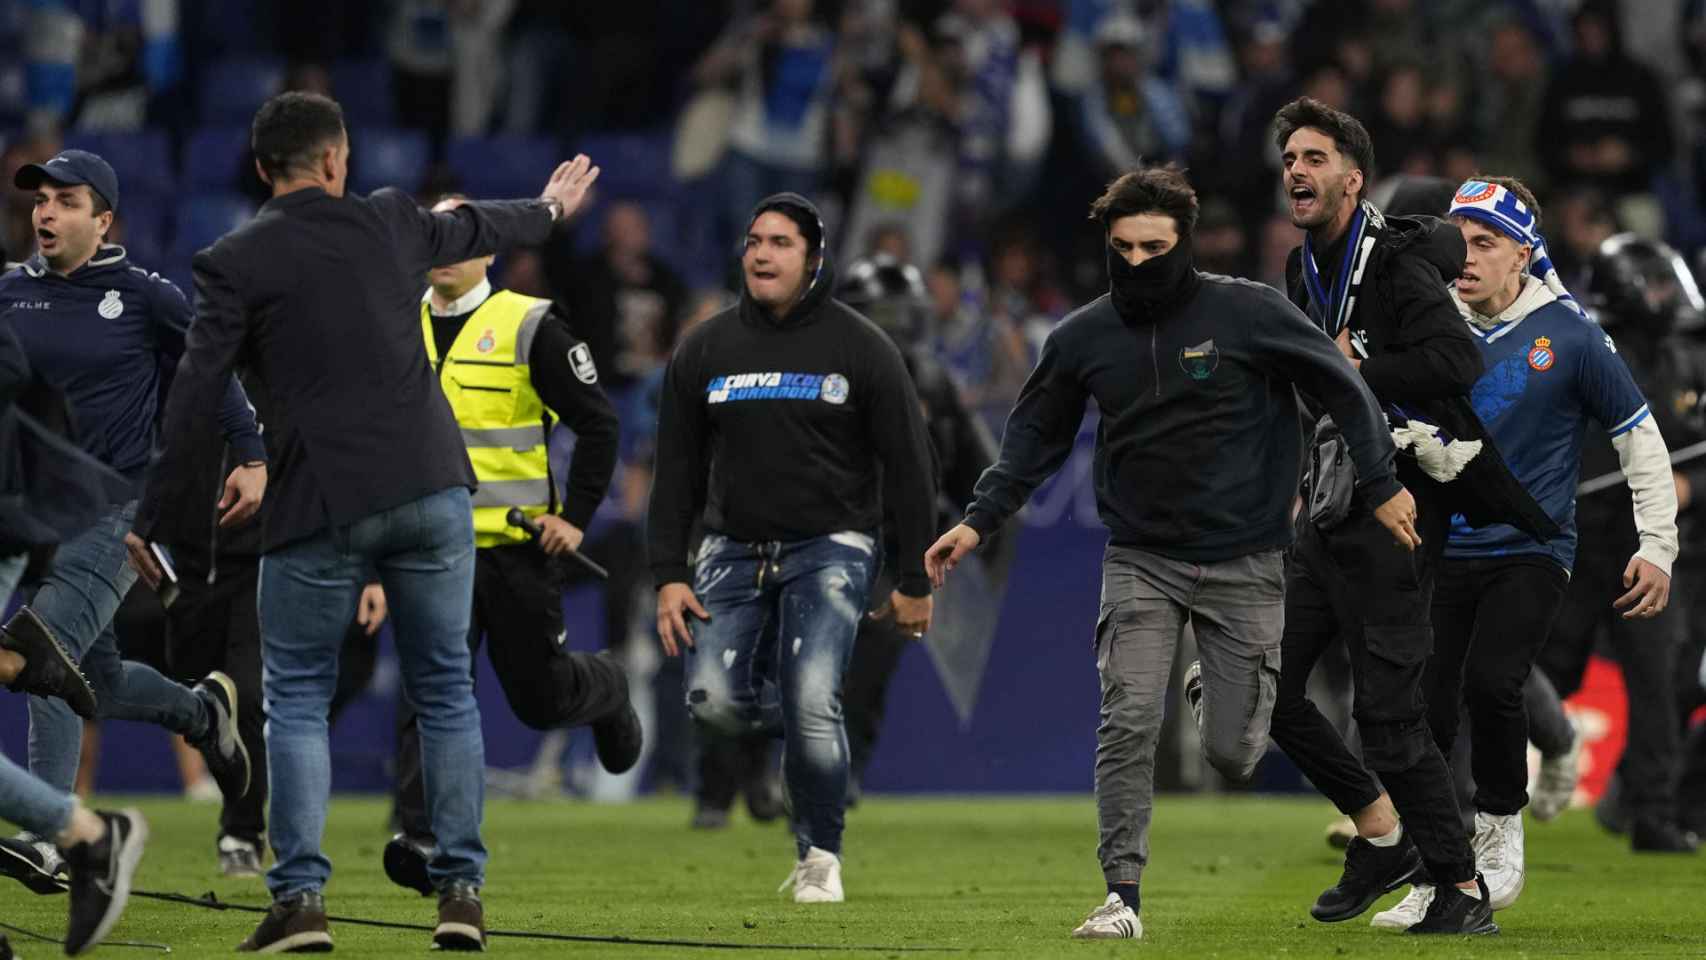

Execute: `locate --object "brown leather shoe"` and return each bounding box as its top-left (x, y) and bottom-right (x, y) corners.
top-left (433, 881), bottom-right (485, 951)
top-left (237, 890), bottom-right (332, 952)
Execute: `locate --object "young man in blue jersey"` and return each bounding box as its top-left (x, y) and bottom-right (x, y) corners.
top-left (0, 150), bottom-right (258, 892)
top-left (1371, 176), bottom-right (1680, 929)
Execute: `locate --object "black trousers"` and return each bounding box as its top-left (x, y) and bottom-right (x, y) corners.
top-left (112, 553), bottom-right (270, 845)
top-left (1539, 544), bottom-right (1684, 821)
top-left (393, 543), bottom-right (628, 839)
top-left (1269, 479), bottom-right (1476, 883)
top-left (1427, 555), bottom-right (1569, 816)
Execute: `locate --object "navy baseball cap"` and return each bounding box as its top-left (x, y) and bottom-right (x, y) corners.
top-left (14, 150), bottom-right (119, 211)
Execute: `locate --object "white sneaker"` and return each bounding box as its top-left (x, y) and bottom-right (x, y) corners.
top-left (1473, 811), bottom-right (1525, 910)
top-left (1370, 884), bottom-right (1434, 929)
top-left (1530, 721), bottom-right (1583, 821)
top-left (778, 846), bottom-right (843, 903)
top-left (1070, 892), bottom-right (1142, 939)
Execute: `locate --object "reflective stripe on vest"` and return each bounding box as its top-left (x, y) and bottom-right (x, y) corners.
top-left (421, 290), bottom-right (556, 547)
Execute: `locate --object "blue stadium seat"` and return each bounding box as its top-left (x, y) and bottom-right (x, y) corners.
top-left (350, 127), bottom-right (429, 195)
top-left (63, 130), bottom-right (174, 197)
top-left (115, 194), bottom-right (170, 267)
top-left (569, 129), bottom-right (674, 196)
top-left (199, 57), bottom-right (284, 125)
top-left (183, 126), bottom-right (252, 189)
top-left (330, 59), bottom-right (394, 126)
top-left (445, 135), bottom-right (561, 200)
top-left (174, 192), bottom-right (256, 258)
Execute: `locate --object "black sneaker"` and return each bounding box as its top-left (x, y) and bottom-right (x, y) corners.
top-left (1595, 774), bottom-right (1631, 836)
top-left (1631, 817), bottom-right (1701, 853)
top-left (1407, 873), bottom-right (1499, 935)
top-left (1183, 660), bottom-right (1205, 729)
top-left (1310, 834), bottom-right (1424, 922)
top-left (434, 880), bottom-right (485, 951)
top-left (690, 807), bottom-right (731, 830)
top-left (218, 835), bottom-right (264, 878)
top-left (238, 890), bottom-right (333, 952)
top-left (0, 833), bottom-right (69, 894)
top-left (383, 833), bottom-right (435, 896)
top-left (590, 655), bottom-right (643, 775)
top-left (2, 607), bottom-right (97, 718)
top-left (63, 808), bottom-right (148, 956)
top-left (191, 671), bottom-right (252, 799)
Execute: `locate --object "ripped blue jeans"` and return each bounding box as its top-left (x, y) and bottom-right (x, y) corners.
top-left (685, 530), bottom-right (877, 858)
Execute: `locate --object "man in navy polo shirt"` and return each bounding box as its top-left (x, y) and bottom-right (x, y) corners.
top-left (0, 149), bottom-right (259, 891)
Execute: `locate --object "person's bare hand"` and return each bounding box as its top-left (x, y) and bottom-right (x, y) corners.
top-left (1372, 487), bottom-right (1421, 551)
top-left (536, 515), bottom-right (585, 555)
top-left (925, 524), bottom-right (981, 588)
top-left (124, 533), bottom-right (163, 589)
top-left (657, 582), bottom-right (710, 656)
top-left (539, 155), bottom-right (601, 221)
top-left (219, 463), bottom-right (266, 528)
top-left (356, 583), bottom-right (388, 636)
top-left (870, 590), bottom-right (933, 637)
top-left (1614, 556), bottom-right (1671, 619)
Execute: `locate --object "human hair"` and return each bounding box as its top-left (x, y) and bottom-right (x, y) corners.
top-left (1478, 174), bottom-right (1542, 230)
top-left (1088, 164), bottom-right (1200, 237)
top-left (89, 190), bottom-right (111, 217)
top-left (251, 91), bottom-right (346, 182)
top-left (1273, 96), bottom-right (1375, 199)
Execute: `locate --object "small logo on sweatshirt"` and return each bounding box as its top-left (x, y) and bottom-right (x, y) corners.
top-left (1527, 336), bottom-right (1554, 372)
top-left (820, 374), bottom-right (849, 404)
top-left (97, 289), bottom-right (123, 320)
top-left (1178, 339), bottom-right (1219, 380)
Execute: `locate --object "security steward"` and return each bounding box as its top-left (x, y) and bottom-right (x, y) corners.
top-left (383, 194), bottom-right (642, 894)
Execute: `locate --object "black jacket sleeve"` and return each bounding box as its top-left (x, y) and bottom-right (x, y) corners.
top-left (527, 310), bottom-right (619, 528)
top-left (1247, 291), bottom-right (1403, 505)
top-left (135, 248), bottom-right (253, 542)
top-left (148, 270), bottom-right (267, 464)
top-left (862, 330), bottom-right (938, 598)
top-left (371, 189), bottom-right (556, 271)
top-left (0, 322), bottom-right (28, 412)
top-left (1357, 246), bottom-right (1483, 402)
top-left (646, 334), bottom-right (711, 587)
top-left (963, 328), bottom-right (1089, 539)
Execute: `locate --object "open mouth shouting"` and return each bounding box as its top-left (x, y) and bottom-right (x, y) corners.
top-left (1288, 182), bottom-right (1318, 221)
top-left (36, 227), bottom-right (59, 255)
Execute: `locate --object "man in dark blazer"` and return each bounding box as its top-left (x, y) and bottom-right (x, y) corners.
top-left (127, 91), bottom-right (600, 953)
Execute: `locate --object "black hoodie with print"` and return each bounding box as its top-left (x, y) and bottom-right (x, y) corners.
top-left (962, 236), bottom-right (1401, 562)
top-left (647, 194), bottom-right (938, 596)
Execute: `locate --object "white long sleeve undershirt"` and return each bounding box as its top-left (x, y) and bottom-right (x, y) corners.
top-left (1611, 414), bottom-right (1680, 574)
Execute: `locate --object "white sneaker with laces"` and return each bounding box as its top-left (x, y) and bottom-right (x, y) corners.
top-left (1529, 721), bottom-right (1582, 821)
top-left (1070, 892), bottom-right (1142, 939)
top-left (778, 846), bottom-right (843, 903)
top-left (1370, 884), bottom-right (1434, 929)
top-left (1474, 811), bottom-right (1525, 910)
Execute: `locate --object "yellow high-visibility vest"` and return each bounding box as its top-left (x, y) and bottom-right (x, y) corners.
top-left (421, 289), bottom-right (556, 547)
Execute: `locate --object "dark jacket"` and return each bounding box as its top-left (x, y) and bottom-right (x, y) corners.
top-left (135, 187), bottom-right (557, 550)
top-left (0, 246), bottom-right (265, 483)
top-left (964, 273), bottom-right (1402, 563)
top-left (647, 194), bottom-right (939, 596)
top-left (1286, 214), bottom-right (1561, 539)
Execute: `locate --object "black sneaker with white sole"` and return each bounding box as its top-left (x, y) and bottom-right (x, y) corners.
top-left (63, 808), bottom-right (148, 956)
top-left (383, 833), bottom-right (435, 896)
top-left (191, 671), bottom-right (252, 799)
top-left (1406, 872), bottom-right (1498, 935)
top-left (1310, 834), bottom-right (1424, 922)
top-left (0, 833), bottom-right (69, 894)
top-left (2, 606), bottom-right (97, 719)
top-left (237, 890), bottom-right (333, 953)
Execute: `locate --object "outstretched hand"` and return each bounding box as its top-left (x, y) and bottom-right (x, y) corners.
top-left (540, 155), bottom-right (601, 221)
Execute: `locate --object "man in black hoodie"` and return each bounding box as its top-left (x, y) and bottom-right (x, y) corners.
top-left (1266, 98), bottom-right (1557, 935)
top-left (647, 193), bottom-right (937, 904)
top-left (926, 166), bottom-right (1408, 941)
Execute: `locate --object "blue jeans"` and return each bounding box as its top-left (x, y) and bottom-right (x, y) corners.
top-left (259, 487), bottom-right (482, 899)
top-left (25, 499), bottom-right (209, 793)
top-left (0, 554), bottom-right (73, 838)
top-left (685, 531), bottom-right (876, 858)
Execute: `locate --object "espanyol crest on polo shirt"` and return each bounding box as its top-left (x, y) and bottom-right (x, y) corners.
top-left (98, 289), bottom-right (123, 319)
top-left (1527, 336), bottom-right (1555, 372)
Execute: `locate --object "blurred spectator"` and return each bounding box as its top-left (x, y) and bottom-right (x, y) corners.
top-left (695, 0), bottom-right (840, 241)
top-left (1472, 14), bottom-right (1549, 193)
top-left (1193, 197), bottom-right (1248, 277)
top-left (1538, 1), bottom-right (1674, 199)
top-left (863, 221), bottom-right (915, 262)
top-left (926, 258), bottom-right (1030, 410)
top-left (1150, 0), bottom-right (1237, 118)
top-left (388, 0), bottom-right (518, 139)
top-left (1211, 16), bottom-right (1293, 237)
top-left (1548, 187), bottom-right (1622, 291)
top-left (0, 129), bottom-right (61, 264)
top-left (497, 247), bottom-right (549, 299)
top-left (986, 225), bottom-right (1068, 358)
top-left (448, 0), bottom-right (515, 136)
top-left (1365, 60), bottom-right (1441, 178)
top-left (547, 201), bottom-right (688, 392)
top-left (1075, 15), bottom-right (1192, 179)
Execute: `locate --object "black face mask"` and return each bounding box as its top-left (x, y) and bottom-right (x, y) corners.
top-left (1108, 237), bottom-right (1200, 322)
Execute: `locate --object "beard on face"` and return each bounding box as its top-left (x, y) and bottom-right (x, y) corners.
top-left (1288, 172), bottom-right (1348, 230)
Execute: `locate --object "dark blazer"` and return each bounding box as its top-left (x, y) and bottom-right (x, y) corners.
top-left (135, 186), bottom-right (556, 551)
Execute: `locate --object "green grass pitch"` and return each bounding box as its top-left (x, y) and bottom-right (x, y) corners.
top-left (2, 794), bottom-right (1700, 957)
